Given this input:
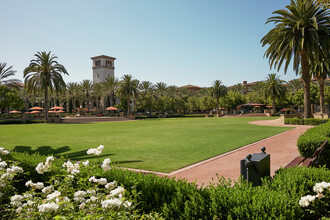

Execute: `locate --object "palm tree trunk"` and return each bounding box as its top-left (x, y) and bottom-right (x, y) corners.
top-left (272, 98), bottom-right (276, 114)
top-left (300, 51), bottom-right (312, 119)
top-left (127, 95), bottom-right (130, 116)
top-left (44, 88), bottom-right (49, 120)
top-left (216, 98), bottom-right (219, 118)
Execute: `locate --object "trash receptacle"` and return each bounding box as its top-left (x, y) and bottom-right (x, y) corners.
top-left (240, 147), bottom-right (270, 186)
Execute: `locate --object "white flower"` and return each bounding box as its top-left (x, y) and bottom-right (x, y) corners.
top-left (101, 158), bottom-right (111, 171)
top-left (16, 207), bottom-right (22, 214)
top-left (89, 176), bottom-right (97, 183)
top-left (313, 182), bottom-right (330, 194)
top-left (7, 166), bottom-right (23, 174)
top-left (79, 203), bottom-right (85, 210)
top-left (46, 191), bottom-right (61, 201)
top-left (74, 190), bottom-right (87, 203)
top-left (299, 195), bottom-right (316, 207)
top-left (36, 182), bottom-right (44, 189)
top-left (87, 189), bottom-right (96, 195)
top-left (63, 160), bottom-right (80, 175)
top-left (1, 173), bottom-right (13, 181)
top-left (38, 202), bottom-right (59, 213)
top-left (26, 200), bottom-right (35, 206)
top-left (25, 180), bottom-right (44, 189)
top-left (0, 161), bottom-right (7, 170)
top-left (86, 145), bottom-right (104, 156)
top-left (36, 163), bottom-right (45, 174)
top-left (87, 148), bottom-right (97, 155)
top-left (10, 195), bottom-right (24, 206)
top-left (82, 160), bottom-right (89, 166)
top-left (45, 156), bottom-right (54, 165)
top-left (101, 198), bottom-right (122, 209)
top-left (89, 176), bottom-right (107, 185)
top-left (42, 185), bottom-right (54, 194)
top-left (109, 186), bottom-right (125, 198)
top-left (98, 178), bottom-right (107, 185)
top-left (1, 149), bottom-right (10, 155)
top-left (105, 181), bottom-right (117, 190)
top-left (62, 197), bottom-right (70, 203)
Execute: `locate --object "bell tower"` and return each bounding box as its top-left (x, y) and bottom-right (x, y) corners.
top-left (91, 55), bottom-right (116, 83)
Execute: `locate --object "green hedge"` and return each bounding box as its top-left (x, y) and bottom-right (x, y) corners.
top-left (3, 152), bottom-right (330, 219)
top-left (285, 118), bottom-right (328, 125)
top-left (297, 121), bottom-right (330, 168)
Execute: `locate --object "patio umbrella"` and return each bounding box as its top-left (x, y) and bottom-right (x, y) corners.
top-left (50, 106), bottom-right (64, 110)
top-left (57, 110), bottom-right (65, 113)
top-left (254, 106), bottom-right (260, 108)
top-left (106, 106), bottom-right (118, 111)
top-left (48, 111), bottom-right (56, 113)
top-left (28, 106), bottom-right (44, 111)
top-left (30, 110), bottom-right (41, 114)
top-left (236, 106), bottom-right (242, 109)
top-left (266, 105), bottom-right (272, 108)
top-left (9, 110), bottom-right (21, 114)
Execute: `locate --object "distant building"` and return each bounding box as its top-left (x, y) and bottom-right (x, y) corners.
top-left (91, 55), bottom-right (116, 83)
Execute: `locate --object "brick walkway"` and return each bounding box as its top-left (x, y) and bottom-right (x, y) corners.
top-left (168, 119), bottom-right (313, 185)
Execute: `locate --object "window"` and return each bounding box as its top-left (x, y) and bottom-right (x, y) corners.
top-left (95, 60), bottom-right (101, 66)
top-left (106, 60), bottom-right (112, 67)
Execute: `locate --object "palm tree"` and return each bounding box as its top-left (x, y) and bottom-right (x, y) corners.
top-left (261, 73), bottom-right (287, 113)
top-left (24, 51), bottom-right (68, 120)
top-left (102, 76), bottom-right (119, 107)
top-left (311, 54), bottom-right (329, 113)
top-left (138, 81), bottom-right (154, 114)
top-left (287, 79), bottom-right (303, 94)
top-left (119, 75), bottom-right (139, 116)
top-left (91, 82), bottom-right (103, 112)
top-left (0, 62), bottom-right (22, 89)
top-left (155, 82), bottom-right (167, 97)
top-left (81, 80), bottom-right (93, 111)
top-left (261, 0), bottom-right (330, 118)
top-left (66, 82), bottom-right (78, 113)
top-left (210, 80), bottom-right (227, 117)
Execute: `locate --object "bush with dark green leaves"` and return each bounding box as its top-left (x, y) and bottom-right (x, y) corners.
top-left (285, 118), bottom-right (328, 125)
top-left (297, 121), bottom-right (330, 167)
top-left (2, 151), bottom-right (329, 219)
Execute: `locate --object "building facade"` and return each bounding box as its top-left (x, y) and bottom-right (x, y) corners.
top-left (91, 55), bottom-right (116, 83)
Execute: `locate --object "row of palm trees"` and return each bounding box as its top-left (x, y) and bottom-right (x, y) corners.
top-left (0, 55), bottom-right (328, 118)
top-left (261, 0), bottom-right (330, 118)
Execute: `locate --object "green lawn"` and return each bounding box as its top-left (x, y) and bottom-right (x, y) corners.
top-left (0, 117), bottom-right (292, 173)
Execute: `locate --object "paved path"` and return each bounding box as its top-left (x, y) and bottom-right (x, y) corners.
top-left (167, 119), bottom-right (313, 186)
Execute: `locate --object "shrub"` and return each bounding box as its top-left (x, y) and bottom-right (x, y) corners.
top-left (1, 149), bottom-right (330, 219)
top-left (297, 121), bottom-right (330, 167)
top-left (285, 118), bottom-right (328, 125)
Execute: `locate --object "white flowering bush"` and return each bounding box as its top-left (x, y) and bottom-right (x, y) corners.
top-left (0, 146), bottom-right (146, 219)
top-left (298, 182), bottom-right (330, 215)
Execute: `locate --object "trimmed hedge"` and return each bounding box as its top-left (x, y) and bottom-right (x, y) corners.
top-left (297, 121), bottom-right (330, 168)
top-left (3, 152), bottom-right (330, 219)
top-left (285, 118), bottom-right (328, 125)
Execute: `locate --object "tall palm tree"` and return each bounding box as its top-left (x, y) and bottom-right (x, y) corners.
top-left (138, 81), bottom-right (154, 114)
top-left (24, 51), bottom-right (68, 120)
top-left (261, 0), bottom-right (330, 118)
top-left (66, 82), bottom-right (78, 113)
top-left (102, 76), bottom-right (119, 107)
top-left (80, 80), bottom-right (93, 111)
top-left (0, 62), bottom-right (22, 89)
top-left (210, 80), bottom-right (227, 117)
top-left (91, 82), bottom-right (103, 112)
top-left (311, 54), bottom-right (330, 113)
top-left (155, 82), bottom-right (167, 97)
top-left (119, 75), bottom-right (139, 116)
top-left (261, 73), bottom-right (287, 113)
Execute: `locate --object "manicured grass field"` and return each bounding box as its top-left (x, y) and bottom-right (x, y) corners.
top-left (0, 117), bottom-right (292, 172)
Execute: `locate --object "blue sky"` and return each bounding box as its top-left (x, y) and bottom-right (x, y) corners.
top-left (0, 0), bottom-right (298, 87)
